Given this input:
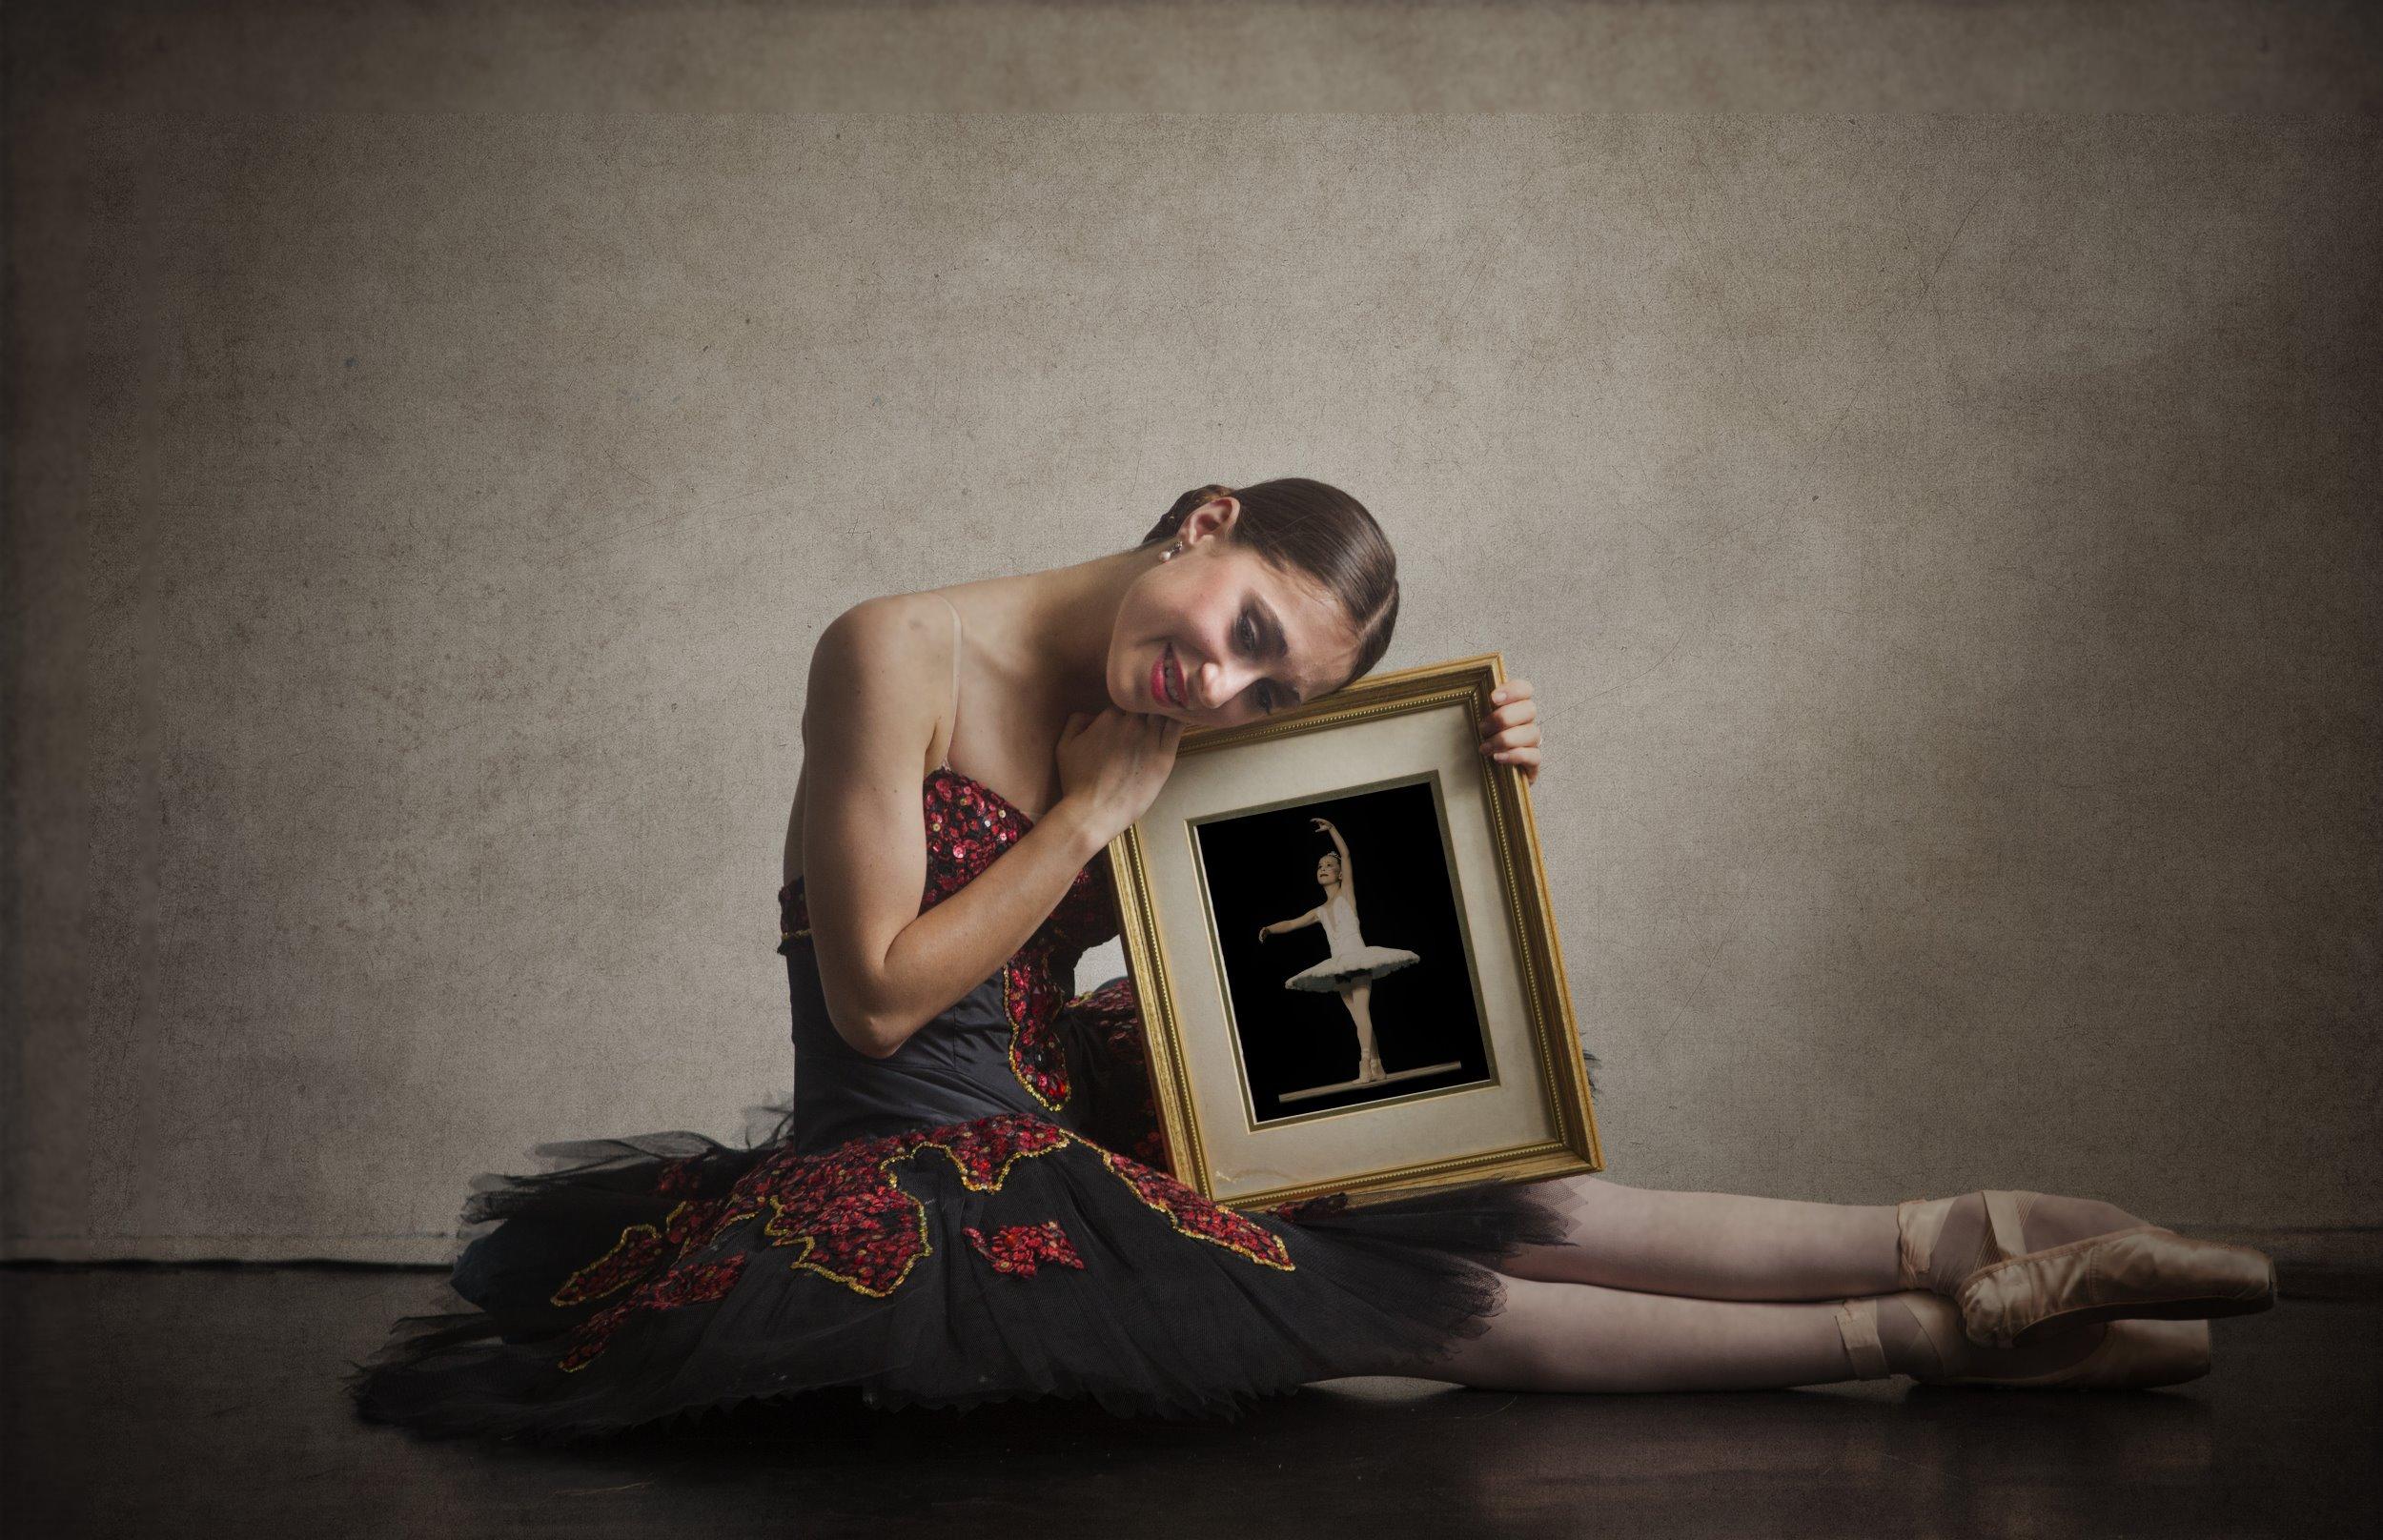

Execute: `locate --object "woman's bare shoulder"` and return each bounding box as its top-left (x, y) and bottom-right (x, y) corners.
top-left (812, 590), bottom-right (955, 678)
top-left (802, 590), bottom-right (963, 783)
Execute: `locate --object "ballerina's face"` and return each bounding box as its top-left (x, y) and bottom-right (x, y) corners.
top-left (1110, 498), bottom-right (1364, 727)
top-left (1315, 853), bottom-right (1342, 887)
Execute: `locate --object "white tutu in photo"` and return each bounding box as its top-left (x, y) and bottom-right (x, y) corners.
top-left (1280, 887), bottom-right (1419, 992)
top-left (1284, 943), bottom-right (1421, 992)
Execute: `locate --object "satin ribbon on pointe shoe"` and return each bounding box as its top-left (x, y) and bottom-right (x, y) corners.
top-left (1895, 1195), bottom-right (1959, 1290)
top-left (1834, 1301), bottom-right (1892, 1380)
top-left (1835, 1295), bottom-right (2213, 1390)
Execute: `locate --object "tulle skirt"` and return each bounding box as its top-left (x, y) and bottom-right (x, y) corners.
top-left (1283, 944), bottom-right (1424, 992)
top-left (344, 1103), bottom-right (1572, 1444)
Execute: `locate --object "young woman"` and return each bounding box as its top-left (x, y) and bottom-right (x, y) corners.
top-left (348, 479), bottom-right (2276, 1443)
top-left (1260, 818), bottom-right (1422, 1086)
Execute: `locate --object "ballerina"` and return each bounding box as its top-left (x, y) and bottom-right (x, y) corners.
top-left (350, 480), bottom-right (2278, 1444)
top-left (1259, 818), bottom-right (1421, 1085)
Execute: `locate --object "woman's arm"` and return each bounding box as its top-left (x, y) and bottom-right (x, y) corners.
top-left (799, 598), bottom-right (1112, 1060)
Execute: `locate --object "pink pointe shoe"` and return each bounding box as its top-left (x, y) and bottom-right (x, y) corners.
top-left (1897, 1189), bottom-right (2277, 1348)
top-left (1834, 1294), bottom-right (2212, 1390)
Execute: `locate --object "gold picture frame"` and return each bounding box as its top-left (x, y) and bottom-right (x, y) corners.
top-left (1106, 652), bottom-right (1601, 1213)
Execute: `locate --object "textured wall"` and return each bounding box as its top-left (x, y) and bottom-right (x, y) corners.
top-left (6, 1), bottom-right (2377, 1261)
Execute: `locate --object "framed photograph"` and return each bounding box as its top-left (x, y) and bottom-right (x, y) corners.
top-left (1109, 653), bottom-right (1601, 1212)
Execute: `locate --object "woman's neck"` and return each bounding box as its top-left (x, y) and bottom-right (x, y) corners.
top-left (965, 545), bottom-right (1156, 715)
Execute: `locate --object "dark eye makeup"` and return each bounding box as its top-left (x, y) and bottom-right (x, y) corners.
top-left (1238, 611), bottom-right (1279, 712)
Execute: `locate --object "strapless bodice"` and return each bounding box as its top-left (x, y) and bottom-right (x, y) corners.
top-left (777, 765), bottom-right (1118, 957)
top-left (772, 765), bottom-right (1124, 1153)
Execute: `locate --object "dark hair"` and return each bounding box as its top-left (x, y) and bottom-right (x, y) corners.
top-left (1137, 478), bottom-right (1400, 692)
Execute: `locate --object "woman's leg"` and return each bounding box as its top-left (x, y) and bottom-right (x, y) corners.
top-left (1499, 1176), bottom-right (2147, 1303)
top-left (1425, 1273), bottom-right (1859, 1390)
top-left (1380, 1273), bottom-right (2108, 1392)
top-left (1499, 1176), bottom-right (1904, 1301)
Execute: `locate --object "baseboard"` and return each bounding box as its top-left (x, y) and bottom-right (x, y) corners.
top-left (0, 1234), bottom-right (458, 1266)
top-left (2198, 1227), bottom-right (2383, 1301)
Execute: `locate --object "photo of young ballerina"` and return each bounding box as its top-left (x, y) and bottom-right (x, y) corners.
top-left (1192, 777), bottom-right (1494, 1124)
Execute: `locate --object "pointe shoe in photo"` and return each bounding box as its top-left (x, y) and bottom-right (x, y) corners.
top-left (1835, 1294), bottom-right (2213, 1391)
top-left (1954, 1190), bottom-right (2276, 1348)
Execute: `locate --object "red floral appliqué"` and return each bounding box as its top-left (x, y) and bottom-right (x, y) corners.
top-left (1001, 954), bottom-right (1074, 1110)
top-left (547, 1111), bottom-right (1294, 1372)
top-left (654, 1156), bottom-right (708, 1197)
top-left (559, 1256), bottom-right (746, 1373)
top-left (1090, 1147), bottom-right (1296, 1272)
top-left (551, 1113), bottom-right (1075, 1371)
top-left (964, 1219), bottom-right (1086, 1277)
top-left (780, 766), bottom-right (1118, 1112)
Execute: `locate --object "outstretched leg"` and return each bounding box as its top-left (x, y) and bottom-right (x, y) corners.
top-left (1497, 1176), bottom-right (2145, 1303)
top-left (1436, 1274), bottom-right (1860, 1390)
top-left (1372, 1273), bottom-right (2109, 1392)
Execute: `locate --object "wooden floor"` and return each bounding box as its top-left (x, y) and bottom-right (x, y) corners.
top-left (3, 1266), bottom-right (2375, 1538)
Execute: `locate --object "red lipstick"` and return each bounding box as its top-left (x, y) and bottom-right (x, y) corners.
top-left (1151, 645), bottom-right (1185, 708)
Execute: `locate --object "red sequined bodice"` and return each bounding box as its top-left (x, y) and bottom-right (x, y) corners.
top-left (776, 765), bottom-right (1121, 1109)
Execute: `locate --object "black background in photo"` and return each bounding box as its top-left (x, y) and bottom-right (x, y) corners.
top-left (1193, 779), bottom-right (1489, 1122)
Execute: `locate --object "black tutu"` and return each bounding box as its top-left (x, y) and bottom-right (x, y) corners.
top-left (347, 768), bottom-right (1580, 1444)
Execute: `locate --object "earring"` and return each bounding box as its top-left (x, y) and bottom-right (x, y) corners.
top-left (1161, 541), bottom-right (1183, 561)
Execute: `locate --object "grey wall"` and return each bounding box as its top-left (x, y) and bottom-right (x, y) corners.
top-left (6, 1), bottom-right (2376, 1261)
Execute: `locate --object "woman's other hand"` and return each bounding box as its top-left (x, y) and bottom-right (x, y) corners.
top-left (1056, 708), bottom-right (1185, 843)
top-left (1478, 679), bottom-right (1541, 784)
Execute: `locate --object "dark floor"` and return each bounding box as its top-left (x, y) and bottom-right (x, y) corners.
top-left (3, 1266), bottom-right (2376, 1539)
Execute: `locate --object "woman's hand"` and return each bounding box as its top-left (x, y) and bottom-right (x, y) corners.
top-left (1309, 817), bottom-right (1334, 833)
top-left (1256, 926), bottom-right (1272, 944)
top-left (1478, 679), bottom-right (1541, 784)
top-left (1056, 708), bottom-right (1185, 843)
